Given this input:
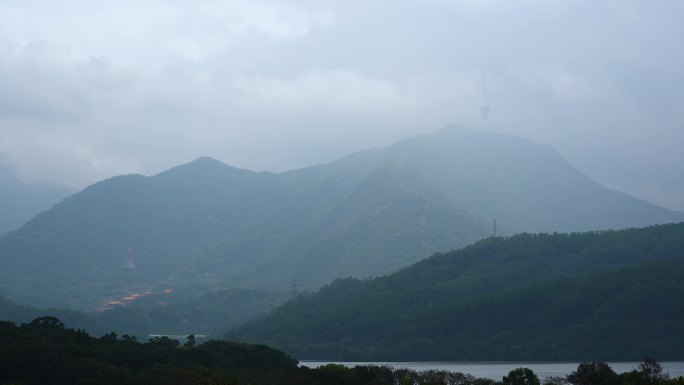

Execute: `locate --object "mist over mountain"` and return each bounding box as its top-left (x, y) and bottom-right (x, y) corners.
top-left (0, 294), bottom-right (102, 335)
top-left (3, 3), bottom-right (683, 382)
top-left (0, 126), bottom-right (680, 313)
top-left (0, 159), bottom-right (73, 235)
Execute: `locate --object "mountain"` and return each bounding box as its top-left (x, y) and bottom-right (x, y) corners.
top-left (0, 159), bottom-right (72, 235)
top-left (96, 288), bottom-right (292, 338)
top-left (0, 126), bottom-right (680, 312)
top-left (229, 223), bottom-right (684, 361)
top-left (0, 295), bottom-right (104, 334)
top-left (0, 287), bottom-right (289, 339)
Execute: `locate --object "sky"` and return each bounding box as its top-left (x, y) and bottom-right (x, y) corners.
top-left (1, 0), bottom-right (683, 210)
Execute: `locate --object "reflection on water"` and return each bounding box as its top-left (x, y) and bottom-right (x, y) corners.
top-left (299, 361), bottom-right (684, 380)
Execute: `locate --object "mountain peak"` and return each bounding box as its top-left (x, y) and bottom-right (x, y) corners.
top-left (156, 156), bottom-right (250, 179)
top-left (187, 156), bottom-right (227, 167)
top-left (1, 126), bottom-right (681, 311)
top-left (188, 156), bottom-right (225, 166)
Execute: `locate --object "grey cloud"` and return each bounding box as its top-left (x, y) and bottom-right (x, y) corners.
top-left (0, 0), bottom-right (683, 211)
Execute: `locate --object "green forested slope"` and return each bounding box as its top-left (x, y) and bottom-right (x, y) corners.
top-left (0, 126), bottom-right (680, 312)
top-left (230, 223), bottom-right (684, 361)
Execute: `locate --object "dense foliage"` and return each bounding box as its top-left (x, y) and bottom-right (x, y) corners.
top-left (503, 368), bottom-right (540, 385)
top-left (231, 223), bottom-right (684, 360)
top-left (565, 359), bottom-right (683, 385)
top-left (1, 126), bottom-right (679, 314)
top-left (1, 318), bottom-right (682, 385)
top-left (0, 316), bottom-right (299, 385)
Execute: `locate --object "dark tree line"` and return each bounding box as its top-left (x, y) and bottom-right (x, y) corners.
top-left (2, 316), bottom-right (684, 385)
top-left (0, 316), bottom-right (296, 385)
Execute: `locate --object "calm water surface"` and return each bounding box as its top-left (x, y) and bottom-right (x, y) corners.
top-left (299, 361), bottom-right (684, 380)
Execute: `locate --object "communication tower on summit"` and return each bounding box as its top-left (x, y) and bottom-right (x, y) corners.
top-left (480, 71), bottom-right (491, 131)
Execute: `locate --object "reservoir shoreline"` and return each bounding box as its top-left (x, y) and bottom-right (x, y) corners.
top-left (299, 361), bottom-right (684, 380)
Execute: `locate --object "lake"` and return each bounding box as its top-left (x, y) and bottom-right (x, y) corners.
top-left (299, 361), bottom-right (684, 380)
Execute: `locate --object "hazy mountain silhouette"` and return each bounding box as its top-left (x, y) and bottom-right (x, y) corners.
top-left (0, 126), bottom-right (680, 310)
top-left (0, 159), bottom-right (72, 235)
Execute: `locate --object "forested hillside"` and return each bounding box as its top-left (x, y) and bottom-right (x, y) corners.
top-left (97, 288), bottom-right (292, 337)
top-left (231, 223), bottom-right (684, 361)
top-left (0, 126), bottom-right (680, 313)
top-left (0, 288), bottom-right (290, 339)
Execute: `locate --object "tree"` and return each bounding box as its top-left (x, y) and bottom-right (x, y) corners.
top-left (99, 331), bottom-right (118, 344)
top-left (121, 334), bottom-right (137, 344)
top-left (502, 368), bottom-right (541, 385)
top-left (637, 358), bottom-right (669, 385)
top-left (567, 362), bottom-right (618, 385)
top-left (27, 316), bottom-right (64, 330)
top-left (184, 334), bottom-right (196, 347)
top-left (543, 376), bottom-right (567, 385)
top-left (147, 336), bottom-right (180, 348)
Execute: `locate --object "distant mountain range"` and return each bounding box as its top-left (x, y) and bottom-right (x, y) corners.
top-left (230, 223), bottom-right (684, 361)
top-left (0, 126), bottom-right (680, 313)
top-left (0, 160), bottom-right (72, 235)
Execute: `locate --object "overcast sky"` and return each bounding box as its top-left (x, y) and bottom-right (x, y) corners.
top-left (1, 0), bottom-right (683, 210)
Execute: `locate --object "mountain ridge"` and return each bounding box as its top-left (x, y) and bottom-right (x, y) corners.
top-left (0, 159), bottom-right (73, 235)
top-left (229, 223), bottom-right (684, 361)
top-left (0, 126), bottom-right (680, 312)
